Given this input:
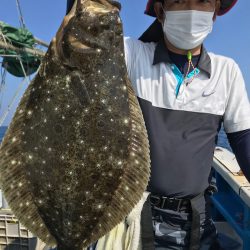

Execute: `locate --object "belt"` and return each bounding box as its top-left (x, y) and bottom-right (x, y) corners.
top-left (142, 192), bottom-right (205, 250)
top-left (149, 194), bottom-right (191, 212)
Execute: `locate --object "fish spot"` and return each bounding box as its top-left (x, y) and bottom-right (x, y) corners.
top-left (97, 204), bottom-right (103, 209)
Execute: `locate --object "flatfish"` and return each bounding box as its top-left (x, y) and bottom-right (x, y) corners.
top-left (0, 0), bottom-right (150, 249)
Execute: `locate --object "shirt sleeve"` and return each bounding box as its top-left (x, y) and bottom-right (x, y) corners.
top-left (124, 37), bottom-right (140, 80)
top-left (227, 129), bottom-right (250, 182)
top-left (223, 62), bottom-right (250, 133)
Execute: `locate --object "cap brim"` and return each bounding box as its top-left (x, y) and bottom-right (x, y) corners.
top-left (145, 0), bottom-right (238, 17)
top-left (218, 0), bottom-right (238, 16)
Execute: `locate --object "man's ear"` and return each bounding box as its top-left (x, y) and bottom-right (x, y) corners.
top-left (213, 0), bottom-right (221, 21)
top-left (154, 2), bottom-right (165, 24)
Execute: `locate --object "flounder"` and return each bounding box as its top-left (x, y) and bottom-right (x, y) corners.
top-left (0, 0), bottom-right (150, 249)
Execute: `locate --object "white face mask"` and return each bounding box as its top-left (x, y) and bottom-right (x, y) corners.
top-left (162, 10), bottom-right (214, 50)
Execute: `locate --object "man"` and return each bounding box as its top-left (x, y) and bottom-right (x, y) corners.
top-left (125, 0), bottom-right (250, 249)
top-left (66, 0), bottom-right (250, 249)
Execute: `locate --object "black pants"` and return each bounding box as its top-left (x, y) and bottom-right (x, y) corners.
top-left (151, 195), bottom-right (220, 250)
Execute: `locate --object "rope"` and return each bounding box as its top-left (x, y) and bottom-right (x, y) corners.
top-left (16, 0), bottom-right (26, 29)
top-left (0, 76), bottom-right (30, 127)
top-left (0, 55), bottom-right (31, 126)
top-left (0, 66), bottom-right (7, 110)
top-left (0, 30), bottom-right (8, 113)
top-left (0, 40), bottom-right (46, 57)
top-left (0, 30), bottom-right (8, 45)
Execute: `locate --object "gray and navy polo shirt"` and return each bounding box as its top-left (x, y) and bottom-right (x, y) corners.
top-left (124, 37), bottom-right (250, 198)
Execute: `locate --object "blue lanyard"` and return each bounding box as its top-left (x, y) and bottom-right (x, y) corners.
top-left (171, 64), bottom-right (200, 97)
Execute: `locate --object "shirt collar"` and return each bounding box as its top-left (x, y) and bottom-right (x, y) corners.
top-left (153, 39), bottom-right (211, 78)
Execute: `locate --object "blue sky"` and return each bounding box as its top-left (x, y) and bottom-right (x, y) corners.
top-left (0, 0), bottom-right (249, 126)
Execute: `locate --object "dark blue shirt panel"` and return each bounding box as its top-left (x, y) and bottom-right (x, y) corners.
top-left (138, 97), bottom-right (222, 198)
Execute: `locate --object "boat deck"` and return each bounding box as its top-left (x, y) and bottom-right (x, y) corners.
top-left (212, 147), bottom-right (250, 250)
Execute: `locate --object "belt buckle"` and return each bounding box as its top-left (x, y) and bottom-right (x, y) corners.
top-left (164, 197), bottom-right (175, 210)
top-left (164, 197), bottom-right (182, 211)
